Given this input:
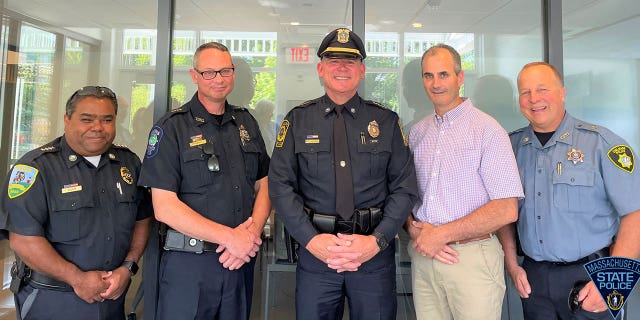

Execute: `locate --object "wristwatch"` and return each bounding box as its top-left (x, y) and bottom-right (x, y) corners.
top-left (121, 260), bottom-right (139, 276)
top-left (372, 232), bottom-right (389, 251)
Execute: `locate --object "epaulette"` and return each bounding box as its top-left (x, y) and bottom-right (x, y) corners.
top-left (18, 141), bottom-right (60, 163)
top-left (292, 99), bottom-right (318, 110)
top-left (575, 121), bottom-right (600, 133)
top-left (508, 127), bottom-right (526, 137)
top-left (39, 145), bottom-right (58, 153)
top-left (364, 100), bottom-right (388, 110)
top-left (156, 106), bottom-right (188, 125)
top-left (112, 144), bottom-right (132, 151)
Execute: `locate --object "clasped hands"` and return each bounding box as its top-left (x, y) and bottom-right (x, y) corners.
top-left (306, 233), bottom-right (380, 273)
top-left (216, 217), bottom-right (262, 271)
top-left (409, 220), bottom-right (460, 265)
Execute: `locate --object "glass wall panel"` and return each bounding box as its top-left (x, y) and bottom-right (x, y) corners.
top-left (171, 1), bottom-right (354, 319)
top-left (365, 1), bottom-right (543, 319)
top-left (0, 0), bottom-right (158, 318)
top-left (563, 0), bottom-right (640, 151)
top-left (366, 0), bottom-right (542, 134)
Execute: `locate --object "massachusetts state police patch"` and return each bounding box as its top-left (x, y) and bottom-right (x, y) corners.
top-left (8, 164), bottom-right (39, 199)
top-left (146, 126), bottom-right (164, 158)
top-left (607, 144), bottom-right (634, 173)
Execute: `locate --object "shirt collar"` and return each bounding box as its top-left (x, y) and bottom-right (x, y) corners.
top-left (432, 97), bottom-right (471, 126)
top-left (322, 94), bottom-right (361, 119)
top-left (60, 136), bottom-right (119, 168)
top-left (520, 113), bottom-right (574, 147)
top-left (188, 93), bottom-right (236, 126)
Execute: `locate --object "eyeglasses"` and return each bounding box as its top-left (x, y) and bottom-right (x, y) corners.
top-left (202, 142), bottom-right (220, 172)
top-left (194, 67), bottom-right (235, 80)
top-left (66, 86), bottom-right (118, 114)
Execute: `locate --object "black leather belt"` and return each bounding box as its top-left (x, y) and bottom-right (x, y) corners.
top-left (304, 207), bottom-right (382, 235)
top-left (163, 228), bottom-right (219, 254)
top-left (27, 269), bottom-right (72, 291)
top-left (525, 247), bottom-right (610, 266)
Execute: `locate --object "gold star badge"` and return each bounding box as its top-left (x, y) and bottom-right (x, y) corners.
top-left (567, 148), bottom-right (585, 164)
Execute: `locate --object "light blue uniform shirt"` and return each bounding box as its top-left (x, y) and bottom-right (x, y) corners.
top-left (510, 113), bottom-right (639, 262)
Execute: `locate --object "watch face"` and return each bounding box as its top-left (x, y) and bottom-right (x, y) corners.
top-left (123, 261), bottom-right (139, 275)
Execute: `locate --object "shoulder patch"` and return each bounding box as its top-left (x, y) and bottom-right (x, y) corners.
top-left (145, 126), bottom-right (164, 158)
top-left (275, 119), bottom-right (290, 148)
top-left (8, 164), bottom-right (39, 199)
top-left (364, 100), bottom-right (388, 110)
top-left (607, 144), bottom-right (634, 173)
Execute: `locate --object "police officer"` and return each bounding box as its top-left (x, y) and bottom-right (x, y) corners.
top-left (269, 28), bottom-right (419, 320)
top-left (500, 62), bottom-right (640, 319)
top-left (138, 42), bottom-right (270, 320)
top-left (0, 86), bottom-right (152, 319)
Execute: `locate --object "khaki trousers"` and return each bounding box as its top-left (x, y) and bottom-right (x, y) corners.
top-left (409, 235), bottom-right (505, 320)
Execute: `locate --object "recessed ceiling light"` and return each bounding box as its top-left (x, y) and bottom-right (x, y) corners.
top-left (290, 22), bottom-right (300, 26)
top-left (412, 22), bottom-right (423, 28)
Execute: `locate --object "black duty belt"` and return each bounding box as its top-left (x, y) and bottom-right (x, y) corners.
top-left (304, 207), bottom-right (382, 235)
top-left (525, 247), bottom-right (610, 266)
top-left (26, 269), bottom-right (73, 291)
top-left (163, 228), bottom-right (219, 254)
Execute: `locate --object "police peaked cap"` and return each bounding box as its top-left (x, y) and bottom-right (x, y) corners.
top-left (317, 28), bottom-right (366, 60)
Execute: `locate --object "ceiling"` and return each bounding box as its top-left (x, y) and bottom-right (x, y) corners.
top-left (5, 0), bottom-right (640, 58)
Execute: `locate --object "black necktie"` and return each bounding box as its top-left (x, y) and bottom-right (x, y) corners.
top-left (333, 105), bottom-right (354, 220)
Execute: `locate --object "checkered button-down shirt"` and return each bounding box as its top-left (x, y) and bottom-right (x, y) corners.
top-left (409, 98), bottom-right (523, 225)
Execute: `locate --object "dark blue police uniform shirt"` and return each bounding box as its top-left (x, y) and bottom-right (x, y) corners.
top-left (269, 94), bottom-right (419, 246)
top-left (0, 136), bottom-right (151, 272)
top-left (138, 93), bottom-right (270, 228)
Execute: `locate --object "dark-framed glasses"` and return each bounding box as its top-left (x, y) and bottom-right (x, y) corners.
top-left (194, 67), bottom-right (235, 80)
top-left (66, 86), bottom-right (117, 110)
top-left (202, 142), bottom-right (220, 172)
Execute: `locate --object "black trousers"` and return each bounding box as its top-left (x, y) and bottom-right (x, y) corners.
top-left (156, 250), bottom-right (254, 320)
top-left (521, 258), bottom-right (614, 320)
top-left (16, 282), bottom-right (127, 320)
top-left (295, 239), bottom-right (397, 320)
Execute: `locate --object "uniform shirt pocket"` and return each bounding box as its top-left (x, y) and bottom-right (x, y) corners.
top-left (241, 140), bottom-right (261, 183)
top-left (182, 147), bottom-right (214, 189)
top-left (552, 166), bottom-right (595, 213)
top-left (49, 196), bottom-right (95, 242)
top-left (356, 139), bottom-right (392, 177)
top-left (294, 136), bottom-right (331, 178)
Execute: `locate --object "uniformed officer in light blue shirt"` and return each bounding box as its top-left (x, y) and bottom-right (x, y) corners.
top-left (498, 62), bottom-right (640, 319)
